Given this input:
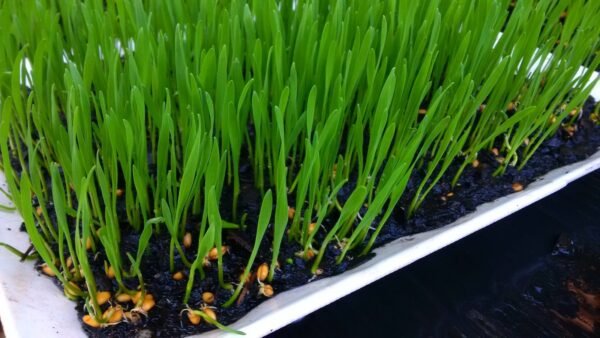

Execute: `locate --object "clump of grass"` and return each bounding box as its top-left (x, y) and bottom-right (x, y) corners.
top-left (0, 0), bottom-right (599, 333)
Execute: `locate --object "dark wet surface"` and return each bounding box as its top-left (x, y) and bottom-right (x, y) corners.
top-left (271, 170), bottom-right (600, 338)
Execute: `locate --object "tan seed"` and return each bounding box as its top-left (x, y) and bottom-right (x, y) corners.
top-left (141, 294), bottom-right (155, 312)
top-left (507, 102), bottom-right (515, 111)
top-left (208, 246), bottom-right (228, 261)
top-left (512, 182), bottom-right (524, 192)
top-left (491, 148), bottom-right (499, 156)
top-left (183, 232), bottom-right (192, 249)
top-left (116, 293), bottom-right (132, 303)
top-left (172, 271), bottom-right (185, 281)
top-left (106, 266), bottom-right (115, 279)
top-left (202, 307), bottom-right (217, 321)
top-left (115, 188), bottom-right (124, 197)
top-left (82, 314), bottom-right (101, 328)
top-left (132, 291), bottom-right (143, 304)
top-left (308, 222), bottom-right (317, 235)
top-left (41, 263), bottom-right (55, 277)
top-left (85, 237), bottom-right (93, 251)
top-left (446, 192), bottom-right (454, 198)
top-left (96, 291), bottom-right (111, 306)
top-left (64, 281), bottom-right (82, 300)
top-left (66, 256), bottom-right (73, 268)
top-left (239, 272), bottom-right (251, 284)
top-left (36, 206), bottom-right (43, 217)
top-left (187, 311), bottom-right (201, 325)
top-left (257, 263), bottom-right (269, 282)
top-left (202, 292), bottom-right (215, 304)
top-left (305, 250), bottom-right (315, 260)
top-left (103, 306), bottom-right (123, 324)
top-left (287, 207), bottom-right (295, 219)
top-left (472, 159), bottom-right (480, 168)
top-left (260, 284), bottom-right (274, 298)
top-left (418, 108), bottom-right (427, 115)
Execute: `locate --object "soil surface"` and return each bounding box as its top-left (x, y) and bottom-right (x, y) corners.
top-left (31, 97), bottom-right (600, 337)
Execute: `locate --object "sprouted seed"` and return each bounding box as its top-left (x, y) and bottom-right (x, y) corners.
top-left (187, 311), bottom-right (201, 325)
top-left (512, 183), bottom-right (524, 192)
top-left (259, 284), bottom-right (274, 298)
top-left (96, 291), bottom-right (111, 306)
top-left (183, 232), bottom-right (193, 249)
top-left (257, 263), bottom-right (269, 282)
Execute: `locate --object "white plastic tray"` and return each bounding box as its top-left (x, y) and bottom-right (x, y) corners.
top-left (0, 151), bottom-right (598, 338)
top-left (1, 77), bottom-right (599, 338)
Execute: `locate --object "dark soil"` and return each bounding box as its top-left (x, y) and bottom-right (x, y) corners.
top-left (34, 97), bottom-right (600, 337)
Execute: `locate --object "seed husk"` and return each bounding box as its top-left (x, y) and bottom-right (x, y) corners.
top-left (96, 291), bottom-right (111, 305)
top-left (65, 256), bottom-right (73, 268)
top-left (123, 311), bottom-right (142, 324)
top-left (287, 206), bottom-right (295, 219)
top-left (187, 311), bottom-right (201, 325)
top-left (115, 188), bottom-right (124, 197)
top-left (202, 292), bottom-right (215, 304)
top-left (257, 263), bottom-right (269, 282)
top-left (172, 271), bottom-right (185, 281)
top-left (418, 108), bottom-right (427, 115)
top-left (183, 232), bottom-right (192, 249)
top-left (259, 284), bottom-right (274, 297)
top-left (85, 237), bottom-right (92, 250)
top-left (202, 307), bottom-right (217, 321)
top-left (491, 147), bottom-right (499, 156)
top-left (35, 206), bottom-right (43, 217)
top-left (471, 159), bottom-right (480, 168)
top-left (512, 182), bottom-right (524, 192)
top-left (82, 314), bottom-right (101, 328)
top-left (308, 222), bottom-right (317, 235)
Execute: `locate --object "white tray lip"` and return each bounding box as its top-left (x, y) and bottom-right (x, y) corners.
top-left (0, 71), bottom-right (599, 338)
